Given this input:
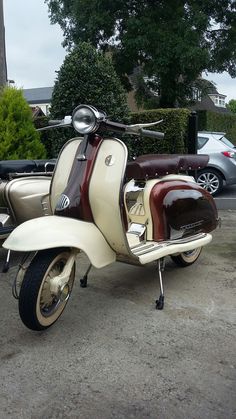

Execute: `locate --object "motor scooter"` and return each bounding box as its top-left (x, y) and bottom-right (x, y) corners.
top-left (3, 104), bottom-right (219, 331)
top-left (0, 159), bottom-right (56, 270)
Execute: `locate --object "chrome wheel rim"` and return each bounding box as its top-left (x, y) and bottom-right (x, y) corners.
top-left (181, 248), bottom-right (201, 262)
top-left (197, 172), bottom-right (219, 194)
top-left (38, 253), bottom-right (74, 320)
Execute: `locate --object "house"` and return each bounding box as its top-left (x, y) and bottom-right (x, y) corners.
top-left (23, 87), bottom-right (53, 116)
top-left (126, 68), bottom-right (230, 113)
top-left (190, 83), bottom-right (230, 114)
top-left (31, 106), bottom-right (46, 118)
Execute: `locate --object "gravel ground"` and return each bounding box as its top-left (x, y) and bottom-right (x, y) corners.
top-left (0, 210), bottom-right (235, 419)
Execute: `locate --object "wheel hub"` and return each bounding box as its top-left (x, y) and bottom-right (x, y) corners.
top-left (198, 173), bottom-right (219, 194)
top-left (60, 283), bottom-right (70, 302)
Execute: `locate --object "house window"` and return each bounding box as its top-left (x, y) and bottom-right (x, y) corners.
top-left (219, 97), bottom-right (225, 107)
top-left (209, 94), bottom-right (226, 107)
top-left (192, 87), bottom-right (201, 101)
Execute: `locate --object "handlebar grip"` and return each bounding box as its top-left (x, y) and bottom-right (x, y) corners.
top-left (140, 129), bottom-right (164, 139)
top-left (48, 119), bottom-right (63, 126)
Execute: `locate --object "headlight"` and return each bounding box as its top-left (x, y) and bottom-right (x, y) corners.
top-left (72, 105), bottom-right (103, 134)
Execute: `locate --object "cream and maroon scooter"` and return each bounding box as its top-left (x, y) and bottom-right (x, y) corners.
top-left (3, 105), bottom-right (218, 331)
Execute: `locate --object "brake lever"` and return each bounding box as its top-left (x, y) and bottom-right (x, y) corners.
top-left (125, 120), bottom-right (163, 135)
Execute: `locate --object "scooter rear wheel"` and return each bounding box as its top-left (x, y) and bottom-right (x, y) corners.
top-left (18, 247), bottom-right (75, 331)
top-left (170, 247), bottom-right (202, 267)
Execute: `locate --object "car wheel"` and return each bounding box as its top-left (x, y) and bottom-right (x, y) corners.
top-left (197, 169), bottom-right (223, 196)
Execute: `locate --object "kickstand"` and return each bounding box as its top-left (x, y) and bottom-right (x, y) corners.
top-left (2, 250), bottom-right (11, 273)
top-left (156, 258), bottom-right (165, 310)
top-left (80, 264), bottom-right (92, 288)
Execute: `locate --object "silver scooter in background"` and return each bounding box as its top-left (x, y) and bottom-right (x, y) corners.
top-left (0, 158), bottom-right (55, 270)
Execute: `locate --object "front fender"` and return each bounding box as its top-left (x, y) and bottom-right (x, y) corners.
top-left (3, 216), bottom-right (116, 268)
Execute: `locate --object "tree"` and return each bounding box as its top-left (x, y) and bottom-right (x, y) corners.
top-left (0, 87), bottom-right (46, 159)
top-left (45, 0), bottom-right (236, 107)
top-left (227, 99), bottom-right (236, 113)
top-left (49, 42), bottom-right (129, 154)
top-left (50, 42), bottom-right (129, 119)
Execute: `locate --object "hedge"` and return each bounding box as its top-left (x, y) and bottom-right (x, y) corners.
top-left (125, 108), bottom-right (191, 158)
top-left (198, 110), bottom-right (236, 145)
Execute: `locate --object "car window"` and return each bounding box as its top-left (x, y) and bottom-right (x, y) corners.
top-left (218, 136), bottom-right (236, 149)
top-left (197, 136), bottom-right (209, 150)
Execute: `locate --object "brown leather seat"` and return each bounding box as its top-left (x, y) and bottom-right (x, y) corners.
top-left (126, 154), bottom-right (209, 180)
top-left (178, 154), bottom-right (209, 171)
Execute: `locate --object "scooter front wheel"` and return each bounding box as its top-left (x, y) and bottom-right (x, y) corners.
top-left (170, 247), bottom-right (202, 267)
top-left (18, 247), bottom-right (75, 331)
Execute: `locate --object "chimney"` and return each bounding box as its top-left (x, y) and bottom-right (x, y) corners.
top-left (0, 0), bottom-right (7, 87)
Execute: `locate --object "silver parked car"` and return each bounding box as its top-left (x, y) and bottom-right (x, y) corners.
top-left (197, 131), bottom-right (236, 195)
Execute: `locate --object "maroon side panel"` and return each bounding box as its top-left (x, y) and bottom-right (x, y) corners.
top-left (79, 135), bottom-right (103, 221)
top-left (54, 134), bottom-right (102, 221)
top-left (150, 182), bottom-right (171, 241)
top-left (150, 180), bottom-right (218, 241)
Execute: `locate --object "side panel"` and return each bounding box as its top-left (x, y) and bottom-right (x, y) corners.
top-left (5, 176), bottom-right (51, 224)
top-left (124, 174), bottom-right (196, 241)
top-left (89, 139), bottom-right (131, 256)
top-left (150, 180), bottom-right (218, 241)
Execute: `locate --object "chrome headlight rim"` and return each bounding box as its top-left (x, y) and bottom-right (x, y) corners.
top-left (72, 104), bottom-right (103, 134)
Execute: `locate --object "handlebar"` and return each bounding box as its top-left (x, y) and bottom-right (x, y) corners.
top-left (48, 119), bottom-right (63, 125)
top-left (37, 109), bottom-right (164, 140)
top-left (140, 129), bottom-right (164, 140)
top-left (102, 120), bottom-right (164, 139)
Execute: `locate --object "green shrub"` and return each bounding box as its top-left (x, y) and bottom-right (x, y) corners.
top-left (33, 115), bottom-right (53, 157)
top-left (126, 108), bottom-right (190, 158)
top-left (198, 110), bottom-right (236, 145)
top-left (33, 115), bottom-right (50, 129)
top-left (0, 87), bottom-right (46, 159)
top-left (49, 42), bottom-right (130, 155)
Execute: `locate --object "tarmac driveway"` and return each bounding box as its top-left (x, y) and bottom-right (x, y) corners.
top-left (0, 210), bottom-right (235, 419)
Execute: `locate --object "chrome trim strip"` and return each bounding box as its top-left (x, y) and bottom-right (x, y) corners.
top-left (132, 243), bottom-right (156, 253)
top-left (76, 154), bottom-right (87, 161)
top-left (131, 233), bottom-right (208, 256)
top-left (166, 233), bottom-right (207, 245)
top-left (133, 245), bottom-right (161, 256)
top-left (130, 241), bottom-right (147, 250)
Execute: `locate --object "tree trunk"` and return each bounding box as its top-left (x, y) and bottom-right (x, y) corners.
top-left (159, 74), bottom-right (177, 108)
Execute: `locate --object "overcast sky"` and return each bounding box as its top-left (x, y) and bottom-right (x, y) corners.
top-left (3, 0), bottom-right (236, 102)
top-left (4, 0), bottom-right (66, 88)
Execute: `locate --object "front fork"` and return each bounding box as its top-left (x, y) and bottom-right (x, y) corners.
top-left (49, 249), bottom-right (78, 295)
